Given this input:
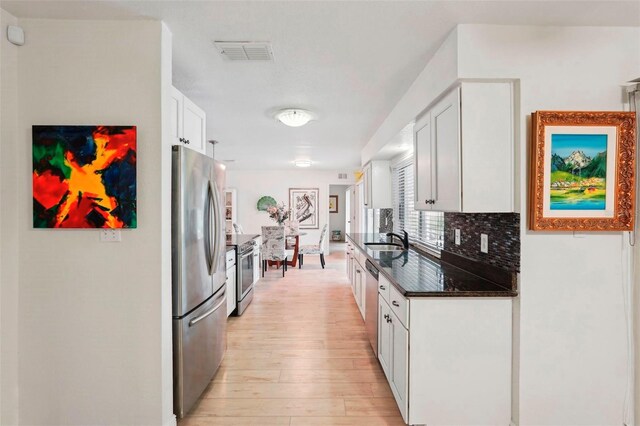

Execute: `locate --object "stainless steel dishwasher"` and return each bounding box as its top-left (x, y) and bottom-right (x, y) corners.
top-left (364, 260), bottom-right (379, 356)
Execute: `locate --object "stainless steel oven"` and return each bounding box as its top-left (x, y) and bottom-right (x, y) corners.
top-left (236, 240), bottom-right (256, 315)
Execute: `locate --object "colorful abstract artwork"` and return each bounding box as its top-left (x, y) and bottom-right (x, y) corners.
top-left (33, 125), bottom-right (137, 228)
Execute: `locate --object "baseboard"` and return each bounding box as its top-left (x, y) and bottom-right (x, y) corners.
top-left (164, 414), bottom-right (177, 426)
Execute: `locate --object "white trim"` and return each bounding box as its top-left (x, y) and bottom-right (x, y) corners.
top-left (164, 415), bottom-right (177, 426)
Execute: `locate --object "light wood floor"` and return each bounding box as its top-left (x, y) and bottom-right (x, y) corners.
top-left (179, 248), bottom-right (404, 426)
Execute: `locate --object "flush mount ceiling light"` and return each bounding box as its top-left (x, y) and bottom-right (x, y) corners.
top-left (294, 159), bottom-right (312, 168)
top-left (276, 109), bottom-right (314, 127)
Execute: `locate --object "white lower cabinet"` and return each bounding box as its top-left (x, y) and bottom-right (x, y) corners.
top-left (252, 237), bottom-right (261, 285)
top-left (225, 250), bottom-right (237, 317)
top-left (378, 287), bottom-right (512, 425)
top-left (378, 295), bottom-right (409, 422)
top-left (348, 243), bottom-right (366, 321)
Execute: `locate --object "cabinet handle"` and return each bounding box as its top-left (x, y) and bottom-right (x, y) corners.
top-left (425, 199), bottom-right (435, 205)
top-left (386, 316), bottom-right (392, 323)
top-left (392, 301), bottom-right (400, 307)
top-left (356, 270), bottom-right (361, 274)
top-left (184, 139), bottom-right (190, 144)
top-left (383, 314), bottom-right (389, 320)
top-left (379, 285), bottom-right (386, 290)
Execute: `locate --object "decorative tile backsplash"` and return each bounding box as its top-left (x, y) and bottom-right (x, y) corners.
top-left (379, 209), bottom-right (393, 233)
top-left (443, 213), bottom-right (520, 272)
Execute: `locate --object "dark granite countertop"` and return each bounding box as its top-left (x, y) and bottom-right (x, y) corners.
top-left (346, 233), bottom-right (517, 298)
top-left (226, 234), bottom-right (260, 248)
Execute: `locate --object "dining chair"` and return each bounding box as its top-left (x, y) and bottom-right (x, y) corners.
top-left (284, 220), bottom-right (300, 250)
top-left (298, 224), bottom-right (328, 269)
top-left (233, 223), bottom-right (244, 234)
top-left (261, 226), bottom-right (287, 277)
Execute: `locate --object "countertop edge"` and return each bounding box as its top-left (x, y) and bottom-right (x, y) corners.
top-left (346, 233), bottom-right (518, 298)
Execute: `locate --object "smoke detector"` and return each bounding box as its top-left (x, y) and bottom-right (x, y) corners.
top-left (214, 41), bottom-right (274, 61)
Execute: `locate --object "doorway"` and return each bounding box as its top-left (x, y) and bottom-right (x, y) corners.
top-left (328, 184), bottom-right (350, 254)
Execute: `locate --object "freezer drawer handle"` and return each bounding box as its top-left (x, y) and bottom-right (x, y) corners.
top-left (189, 290), bottom-right (226, 327)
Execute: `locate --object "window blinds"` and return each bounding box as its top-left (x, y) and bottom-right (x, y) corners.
top-left (392, 158), bottom-right (444, 252)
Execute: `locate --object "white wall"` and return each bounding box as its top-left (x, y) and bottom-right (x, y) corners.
top-left (329, 185), bottom-right (349, 241)
top-left (361, 27), bottom-right (458, 165)
top-left (457, 25), bottom-right (639, 425)
top-left (0, 8), bottom-right (20, 425)
top-left (226, 170), bottom-right (355, 249)
top-left (4, 18), bottom-right (174, 425)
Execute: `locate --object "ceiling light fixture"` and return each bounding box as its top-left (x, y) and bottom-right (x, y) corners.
top-left (276, 109), bottom-right (314, 127)
top-left (294, 159), bottom-right (312, 168)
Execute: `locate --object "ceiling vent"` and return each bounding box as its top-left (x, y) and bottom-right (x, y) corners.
top-left (338, 173), bottom-right (348, 180)
top-left (214, 41), bottom-right (274, 61)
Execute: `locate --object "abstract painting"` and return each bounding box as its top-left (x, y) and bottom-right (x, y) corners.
top-left (33, 125), bottom-right (137, 228)
top-left (289, 188), bottom-right (318, 229)
top-left (529, 111), bottom-right (636, 231)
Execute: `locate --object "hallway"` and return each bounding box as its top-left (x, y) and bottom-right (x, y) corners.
top-left (180, 249), bottom-right (404, 425)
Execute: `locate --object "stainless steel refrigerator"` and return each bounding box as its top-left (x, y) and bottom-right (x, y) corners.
top-left (172, 146), bottom-right (227, 418)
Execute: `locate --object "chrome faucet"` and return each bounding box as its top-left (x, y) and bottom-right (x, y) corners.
top-left (386, 230), bottom-right (409, 250)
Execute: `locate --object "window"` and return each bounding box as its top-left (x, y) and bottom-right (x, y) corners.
top-left (392, 157), bottom-right (444, 253)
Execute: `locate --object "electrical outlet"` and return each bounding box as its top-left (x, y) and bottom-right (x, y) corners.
top-left (455, 229), bottom-right (461, 245)
top-left (480, 233), bottom-right (488, 253)
top-left (100, 229), bottom-right (121, 242)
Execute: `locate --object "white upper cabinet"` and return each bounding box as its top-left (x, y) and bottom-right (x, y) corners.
top-left (171, 86), bottom-right (207, 155)
top-left (414, 82), bottom-right (514, 212)
top-left (362, 160), bottom-right (392, 209)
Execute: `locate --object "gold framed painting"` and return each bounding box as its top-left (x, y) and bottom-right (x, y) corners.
top-left (529, 111), bottom-right (636, 231)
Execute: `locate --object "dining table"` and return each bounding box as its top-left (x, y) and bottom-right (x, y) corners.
top-left (267, 231), bottom-right (307, 268)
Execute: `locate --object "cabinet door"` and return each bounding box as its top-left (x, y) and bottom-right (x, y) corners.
top-left (183, 96), bottom-right (207, 155)
top-left (355, 266), bottom-right (365, 319)
top-left (431, 87), bottom-right (461, 212)
top-left (226, 267), bottom-right (236, 317)
top-left (390, 312), bottom-right (409, 422)
top-left (170, 87), bottom-right (183, 146)
top-left (414, 118), bottom-right (433, 210)
top-left (378, 297), bottom-right (392, 380)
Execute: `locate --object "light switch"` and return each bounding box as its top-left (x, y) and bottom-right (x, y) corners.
top-left (100, 229), bottom-right (121, 242)
top-left (455, 229), bottom-right (461, 245)
top-left (480, 234), bottom-right (488, 253)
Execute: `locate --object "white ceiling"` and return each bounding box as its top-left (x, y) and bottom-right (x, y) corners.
top-left (4, 1), bottom-right (640, 170)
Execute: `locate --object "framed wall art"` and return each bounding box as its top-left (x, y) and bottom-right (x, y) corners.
top-left (529, 111), bottom-right (636, 231)
top-left (33, 125), bottom-right (137, 228)
top-left (289, 188), bottom-right (319, 229)
top-left (329, 195), bottom-right (338, 213)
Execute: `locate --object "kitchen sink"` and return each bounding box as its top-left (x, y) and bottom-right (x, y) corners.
top-left (365, 243), bottom-right (405, 251)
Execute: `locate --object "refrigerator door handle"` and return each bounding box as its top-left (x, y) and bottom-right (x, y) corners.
top-left (189, 287), bottom-right (226, 327)
top-left (210, 179), bottom-right (222, 273)
top-left (204, 182), bottom-right (214, 275)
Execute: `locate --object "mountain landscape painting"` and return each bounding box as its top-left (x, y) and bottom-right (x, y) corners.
top-left (550, 133), bottom-right (607, 210)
